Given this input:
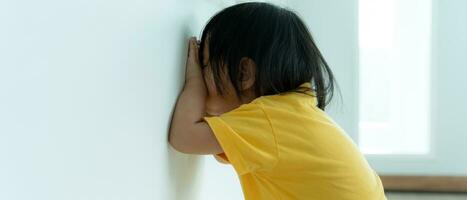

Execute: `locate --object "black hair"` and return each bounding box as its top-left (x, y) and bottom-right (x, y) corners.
top-left (199, 2), bottom-right (338, 110)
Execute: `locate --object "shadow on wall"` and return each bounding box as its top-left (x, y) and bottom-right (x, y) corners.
top-left (165, 23), bottom-right (204, 200)
top-left (166, 147), bottom-right (203, 200)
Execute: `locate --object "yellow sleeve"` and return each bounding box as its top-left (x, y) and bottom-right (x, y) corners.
top-left (203, 103), bottom-right (278, 175)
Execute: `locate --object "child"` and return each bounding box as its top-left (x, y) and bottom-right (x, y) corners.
top-left (169, 2), bottom-right (387, 200)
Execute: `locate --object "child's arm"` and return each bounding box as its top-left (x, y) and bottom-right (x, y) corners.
top-left (168, 37), bottom-right (223, 155)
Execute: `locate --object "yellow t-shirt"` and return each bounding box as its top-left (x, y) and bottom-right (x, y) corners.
top-left (203, 82), bottom-right (387, 200)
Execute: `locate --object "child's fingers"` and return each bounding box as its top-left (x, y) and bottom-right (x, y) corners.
top-left (188, 37), bottom-right (200, 65)
top-left (185, 37), bottom-right (203, 81)
top-left (194, 39), bottom-right (199, 63)
top-left (188, 37), bottom-right (195, 60)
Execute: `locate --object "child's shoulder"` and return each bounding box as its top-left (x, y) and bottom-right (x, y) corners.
top-left (251, 91), bottom-right (318, 113)
top-left (219, 82), bottom-right (318, 121)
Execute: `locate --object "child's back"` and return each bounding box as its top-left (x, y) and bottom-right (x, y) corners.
top-left (204, 82), bottom-right (386, 200)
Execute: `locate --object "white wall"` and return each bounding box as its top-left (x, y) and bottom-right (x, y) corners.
top-left (432, 0), bottom-right (467, 175)
top-left (0, 0), bottom-right (242, 199)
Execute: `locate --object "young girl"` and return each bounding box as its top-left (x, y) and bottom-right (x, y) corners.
top-left (169, 2), bottom-right (386, 200)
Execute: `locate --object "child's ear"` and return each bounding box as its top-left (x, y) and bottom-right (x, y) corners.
top-left (239, 57), bottom-right (256, 91)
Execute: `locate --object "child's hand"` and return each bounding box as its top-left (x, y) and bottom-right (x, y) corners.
top-left (183, 36), bottom-right (207, 97)
top-left (168, 37), bottom-right (223, 155)
top-left (185, 37), bottom-right (203, 83)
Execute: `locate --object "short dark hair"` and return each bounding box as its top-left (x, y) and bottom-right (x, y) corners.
top-left (199, 2), bottom-right (337, 110)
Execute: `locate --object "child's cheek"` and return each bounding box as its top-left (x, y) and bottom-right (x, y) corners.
top-left (204, 80), bottom-right (231, 116)
top-left (203, 67), bottom-right (222, 115)
top-left (203, 66), bottom-right (218, 95)
top-left (202, 66), bottom-right (240, 116)
top-left (205, 96), bottom-right (224, 116)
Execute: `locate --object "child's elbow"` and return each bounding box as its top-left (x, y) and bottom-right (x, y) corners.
top-left (168, 130), bottom-right (193, 154)
top-left (168, 122), bottom-right (222, 155)
top-left (169, 142), bottom-right (191, 154)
